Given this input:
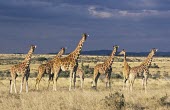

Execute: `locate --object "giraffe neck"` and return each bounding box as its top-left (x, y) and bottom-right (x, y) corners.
top-left (23, 48), bottom-right (34, 66)
top-left (123, 53), bottom-right (127, 65)
top-left (140, 52), bottom-right (154, 67)
top-left (105, 49), bottom-right (117, 66)
top-left (68, 37), bottom-right (85, 60)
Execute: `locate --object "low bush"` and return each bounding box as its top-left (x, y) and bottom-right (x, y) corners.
top-left (101, 92), bottom-right (125, 110)
top-left (36, 57), bottom-right (48, 62)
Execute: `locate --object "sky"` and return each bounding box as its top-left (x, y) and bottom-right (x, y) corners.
top-left (0, 0), bottom-right (170, 54)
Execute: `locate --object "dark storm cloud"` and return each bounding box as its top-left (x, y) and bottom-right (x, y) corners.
top-left (0, 0), bottom-right (170, 53)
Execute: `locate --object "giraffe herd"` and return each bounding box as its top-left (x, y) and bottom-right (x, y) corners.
top-left (9, 33), bottom-right (157, 93)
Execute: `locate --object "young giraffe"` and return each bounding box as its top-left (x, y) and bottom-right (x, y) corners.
top-left (53, 33), bottom-right (88, 91)
top-left (35, 47), bottom-right (66, 90)
top-left (92, 45), bottom-right (119, 89)
top-left (10, 45), bottom-right (36, 93)
top-left (128, 48), bottom-right (158, 92)
top-left (119, 49), bottom-right (131, 89)
top-left (76, 68), bottom-right (84, 89)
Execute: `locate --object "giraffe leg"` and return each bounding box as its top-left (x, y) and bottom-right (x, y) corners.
top-left (69, 70), bottom-right (74, 91)
top-left (47, 73), bottom-right (53, 89)
top-left (73, 72), bottom-right (75, 89)
top-left (105, 73), bottom-right (111, 88)
top-left (123, 77), bottom-right (128, 90)
top-left (105, 74), bottom-right (108, 88)
top-left (20, 76), bottom-right (24, 93)
top-left (47, 74), bottom-right (51, 89)
top-left (35, 70), bottom-right (44, 90)
top-left (142, 77), bottom-right (145, 90)
top-left (73, 72), bottom-right (76, 89)
top-left (10, 79), bottom-right (13, 93)
top-left (94, 73), bottom-right (100, 89)
top-left (13, 79), bottom-right (17, 93)
top-left (35, 78), bottom-right (41, 90)
top-left (13, 74), bottom-right (18, 93)
top-left (25, 73), bottom-right (29, 93)
top-left (81, 75), bottom-right (84, 89)
top-left (53, 68), bottom-right (60, 91)
top-left (108, 72), bottom-right (111, 89)
top-left (126, 79), bottom-right (129, 91)
top-left (129, 73), bottom-right (135, 92)
top-left (144, 75), bottom-right (148, 93)
top-left (128, 80), bottom-right (131, 92)
top-left (129, 80), bottom-right (133, 92)
top-left (53, 74), bottom-right (59, 91)
top-left (123, 77), bottom-right (125, 90)
top-left (10, 76), bottom-right (15, 93)
top-left (92, 69), bottom-right (99, 88)
top-left (35, 79), bottom-right (38, 90)
top-left (131, 78), bottom-right (135, 92)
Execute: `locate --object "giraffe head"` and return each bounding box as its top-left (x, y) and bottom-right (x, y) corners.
top-left (113, 45), bottom-right (119, 52)
top-left (119, 49), bottom-right (126, 55)
top-left (82, 33), bottom-right (89, 41)
top-left (61, 47), bottom-right (66, 53)
top-left (30, 45), bottom-right (37, 52)
top-left (150, 48), bottom-right (158, 55)
top-left (60, 47), bottom-right (66, 56)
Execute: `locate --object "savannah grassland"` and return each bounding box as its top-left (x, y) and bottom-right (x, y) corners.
top-left (0, 54), bottom-right (170, 110)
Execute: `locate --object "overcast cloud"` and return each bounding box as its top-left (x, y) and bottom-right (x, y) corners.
top-left (0, 0), bottom-right (170, 53)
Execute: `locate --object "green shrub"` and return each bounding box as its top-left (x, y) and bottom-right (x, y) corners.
top-left (101, 92), bottom-right (125, 110)
top-left (150, 63), bottom-right (159, 68)
top-left (0, 70), bottom-right (10, 77)
top-left (158, 94), bottom-right (170, 106)
top-left (59, 71), bottom-right (69, 77)
top-left (111, 73), bottom-right (123, 79)
top-left (36, 57), bottom-right (48, 62)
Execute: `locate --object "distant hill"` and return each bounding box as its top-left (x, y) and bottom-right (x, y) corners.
top-left (80, 50), bottom-right (170, 57)
top-left (48, 50), bottom-right (170, 57)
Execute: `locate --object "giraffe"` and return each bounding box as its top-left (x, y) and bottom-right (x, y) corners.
top-left (119, 49), bottom-right (131, 89)
top-left (92, 45), bottom-right (119, 89)
top-left (10, 45), bottom-right (36, 93)
top-left (76, 68), bottom-right (84, 89)
top-left (128, 48), bottom-right (158, 92)
top-left (53, 33), bottom-right (88, 91)
top-left (35, 47), bottom-right (66, 90)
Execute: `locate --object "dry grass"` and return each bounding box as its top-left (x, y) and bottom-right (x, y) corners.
top-left (0, 78), bottom-right (170, 110)
top-left (0, 54), bottom-right (170, 110)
